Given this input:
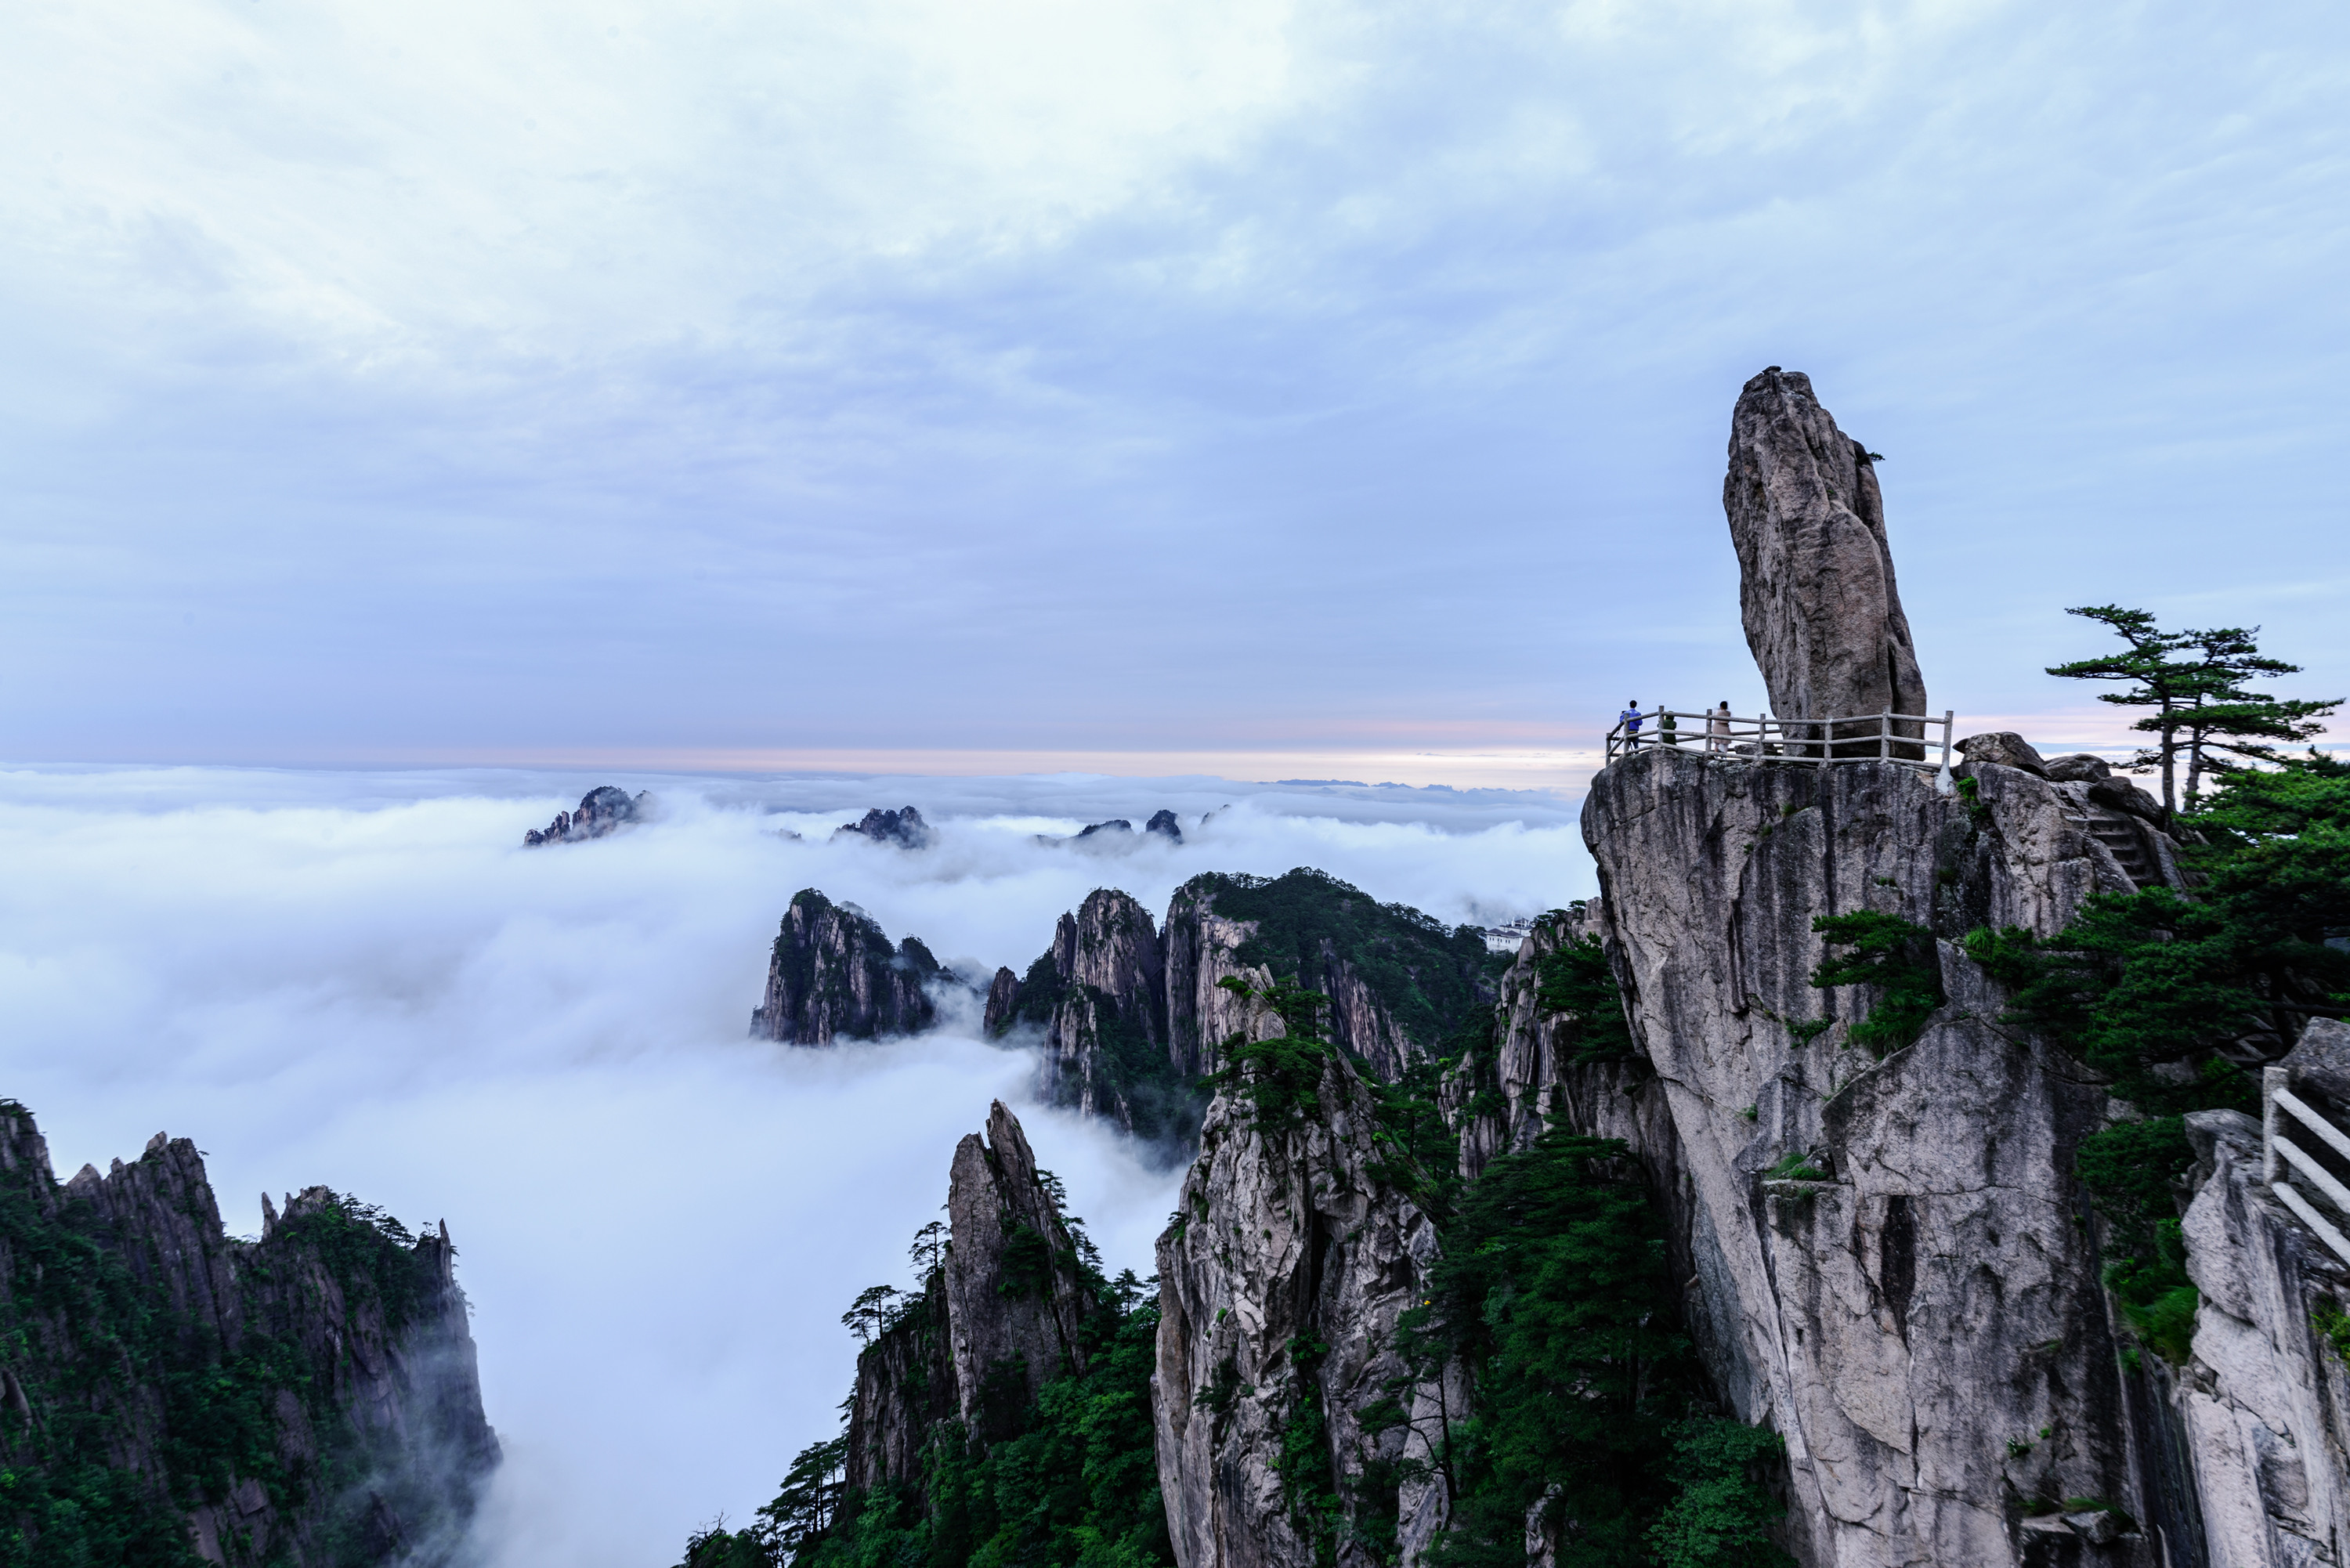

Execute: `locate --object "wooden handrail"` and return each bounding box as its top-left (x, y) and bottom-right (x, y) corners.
top-left (2264, 1066), bottom-right (2350, 1268)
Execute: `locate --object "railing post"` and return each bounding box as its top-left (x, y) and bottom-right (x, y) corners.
top-left (1880, 710), bottom-right (1889, 761)
top-left (2266, 1064), bottom-right (2288, 1185)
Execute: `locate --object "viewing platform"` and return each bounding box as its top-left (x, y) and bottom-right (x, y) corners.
top-left (1604, 706), bottom-right (1957, 787)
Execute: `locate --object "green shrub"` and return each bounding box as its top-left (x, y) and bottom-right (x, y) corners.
top-left (1809, 912), bottom-right (1944, 1057)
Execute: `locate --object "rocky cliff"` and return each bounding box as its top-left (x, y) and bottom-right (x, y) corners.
top-left (1574, 742), bottom-right (2172, 1565)
top-left (1153, 1041), bottom-right (1454, 1568)
top-left (987, 872), bottom-right (1497, 1142)
top-left (982, 891), bottom-right (1194, 1139)
top-left (1169, 873), bottom-right (1498, 1084)
top-left (1444, 901), bottom-right (1668, 1183)
top-left (751, 888), bottom-right (943, 1043)
top-left (837, 807), bottom-right (934, 849)
top-left (522, 784), bottom-right (646, 845)
top-left (1725, 367), bottom-right (1927, 753)
top-left (2135, 1019), bottom-right (2350, 1567)
top-left (0, 1100), bottom-right (497, 1566)
top-left (846, 1102), bottom-right (1101, 1487)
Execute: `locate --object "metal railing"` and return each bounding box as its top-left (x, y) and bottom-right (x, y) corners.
top-left (2264, 1066), bottom-right (2350, 1267)
top-left (1604, 707), bottom-right (1957, 781)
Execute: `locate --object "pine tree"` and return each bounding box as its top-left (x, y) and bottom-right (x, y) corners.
top-left (2045, 605), bottom-right (2200, 816)
top-left (2170, 625), bottom-right (2340, 808)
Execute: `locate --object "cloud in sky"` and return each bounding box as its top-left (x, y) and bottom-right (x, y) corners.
top-left (0, 764), bottom-right (1588, 1563)
top-left (2, 1), bottom-right (2345, 771)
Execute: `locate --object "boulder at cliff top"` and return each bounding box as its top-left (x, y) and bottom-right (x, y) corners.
top-left (751, 887), bottom-right (942, 1042)
top-left (1955, 730), bottom-right (2050, 775)
top-left (522, 784), bottom-right (647, 845)
top-left (1724, 368), bottom-right (1928, 750)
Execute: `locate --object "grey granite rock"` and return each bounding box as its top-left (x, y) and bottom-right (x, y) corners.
top-left (2044, 753), bottom-right (2114, 783)
top-left (837, 806), bottom-right (934, 848)
top-left (1580, 747), bottom-right (2152, 1566)
top-left (848, 1102), bottom-right (1099, 1487)
top-left (0, 1104), bottom-right (498, 1564)
top-left (990, 890), bottom-right (1188, 1136)
top-left (1724, 368), bottom-right (1928, 753)
top-left (1154, 1049), bottom-right (1455, 1568)
top-left (750, 887), bottom-right (942, 1042)
top-left (943, 1103), bottom-right (1099, 1433)
top-left (522, 784), bottom-right (648, 845)
top-left (1958, 731), bottom-right (2052, 776)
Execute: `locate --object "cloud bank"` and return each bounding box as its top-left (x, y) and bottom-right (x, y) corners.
top-left (0, 765), bottom-right (1589, 1565)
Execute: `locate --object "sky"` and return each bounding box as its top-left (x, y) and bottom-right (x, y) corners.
top-left (3, 0), bottom-right (2346, 785)
top-left (0, 767), bottom-right (1589, 1563)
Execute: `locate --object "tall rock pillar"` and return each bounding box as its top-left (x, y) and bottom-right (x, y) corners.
top-left (1724, 367), bottom-right (1928, 754)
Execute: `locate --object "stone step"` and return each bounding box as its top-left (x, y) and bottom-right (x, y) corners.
top-left (2085, 811), bottom-right (2157, 888)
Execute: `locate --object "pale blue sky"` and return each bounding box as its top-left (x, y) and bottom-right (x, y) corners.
top-left (4, 0), bottom-right (2345, 782)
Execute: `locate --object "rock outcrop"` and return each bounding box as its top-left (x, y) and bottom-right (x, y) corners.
top-left (837, 807), bottom-right (934, 849)
top-left (1570, 739), bottom-right (2203, 1565)
top-left (1163, 872), bottom-right (1495, 1086)
top-left (1724, 368), bottom-right (1928, 753)
top-left (0, 1102), bottom-right (497, 1565)
top-left (989, 872), bottom-right (1498, 1140)
top-left (846, 1102), bottom-right (1099, 1487)
top-left (985, 891), bottom-right (1195, 1139)
top-left (751, 888), bottom-right (942, 1042)
top-left (1030, 811), bottom-right (1186, 849)
top-left (2132, 1021), bottom-right (2350, 1567)
top-left (1444, 901), bottom-right (1667, 1182)
top-left (522, 784), bottom-right (647, 845)
top-left (1154, 1047), bottom-right (1455, 1568)
top-left (1162, 878), bottom-right (1283, 1081)
top-left (942, 1103), bottom-right (1101, 1433)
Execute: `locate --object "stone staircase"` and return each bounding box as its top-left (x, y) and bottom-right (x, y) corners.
top-left (2087, 808), bottom-right (2159, 888)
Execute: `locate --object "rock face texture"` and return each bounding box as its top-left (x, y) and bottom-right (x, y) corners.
top-left (0, 1103), bottom-right (497, 1566)
top-left (837, 807), bottom-right (934, 849)
top-left (986, 891), bottom-right (1180, 1135)
top-left (1153, 1050), bottom-right (1455, 1568)
top-left (1162, 872), bottom-right (1494, 1086)
top-left (991, 873), bottom-right (1495, 1141)
top-left (1724, 369), bottom-right (1928, 751)
top-left (751, 888), bottom-right (942, 1042)
top-left (1031, 811), bottom-right (1184, 849)
top-left (1572, 742), bottom-right (2204, 1566)
top-left (2138, 1020), bottom-right (2350, 1568)
top-left (1444, 901), bottom-right (1668, 1183)
top-left (1162, 880), bottom-right (1283, 1081)
top-left (942, 1103), bottom-right (1101, 1432)
top-left (845, 1103), bottom-right (1097, 1488)
top-left (522, 784), bottom-right (646, 845)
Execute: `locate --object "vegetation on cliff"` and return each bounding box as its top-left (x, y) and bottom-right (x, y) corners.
top-left (677, 1237), bottom-right (1166, 1568)
top-left (1388, 1122), bottom-right (1788, 1568)
top-left (1217, 982), bottom-right (1786, 1568)
top-left (1977, 623), bottom-right (2345, 1367)
top-left (1188, 870), bottom-right (1509, 1072)
top-left (0, 1105), bottom-right (477, 1567)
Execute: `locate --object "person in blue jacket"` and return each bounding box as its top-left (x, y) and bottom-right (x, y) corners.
top-left (1619, 701), bottom-right (1643, 745)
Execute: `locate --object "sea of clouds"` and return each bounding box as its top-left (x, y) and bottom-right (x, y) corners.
top-left (0, 764), bottom-right (1593, 1566)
